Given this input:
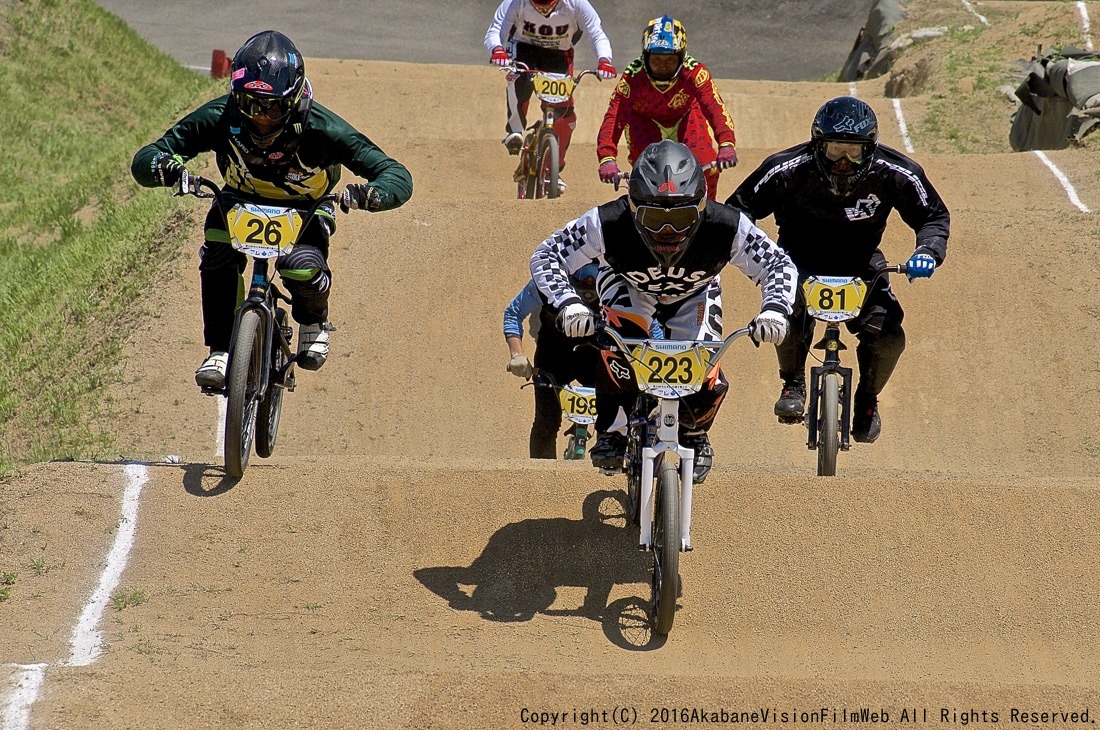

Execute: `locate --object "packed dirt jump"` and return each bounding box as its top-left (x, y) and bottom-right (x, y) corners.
top-left (4, 51), bottom-right (1100, 730)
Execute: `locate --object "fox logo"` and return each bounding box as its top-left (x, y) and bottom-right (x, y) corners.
top-left (844, 193), bottom-right (881, 221)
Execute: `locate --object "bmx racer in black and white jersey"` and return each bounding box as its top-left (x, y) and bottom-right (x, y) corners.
top-left (530, 140), bottom-right (797, 483)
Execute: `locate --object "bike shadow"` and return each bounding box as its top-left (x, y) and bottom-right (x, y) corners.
top-left (414, 489), bottom-right (665, 650)
top-left (182, 462), bottom-right (240, 496)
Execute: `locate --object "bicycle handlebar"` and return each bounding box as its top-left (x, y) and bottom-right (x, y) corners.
top-left (612, 161), bottom-right (717, 191)
top-left (596, 322), bottom-right (753, 379)
top-left (500, 61), bottom-right (602, 85)
top-left (176, 174), bottom-right (339, 217)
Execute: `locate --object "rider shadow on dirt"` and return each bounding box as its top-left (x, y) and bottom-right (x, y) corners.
top-left (182, 462), bottom-right (240, 497)
top-left (414, 489), bottom-right (665, 650)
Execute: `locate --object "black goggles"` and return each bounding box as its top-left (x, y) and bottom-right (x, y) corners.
top-left (633, 202), bottom-right (702, 233)
top-left (236, 93), bottom-right (294, 121)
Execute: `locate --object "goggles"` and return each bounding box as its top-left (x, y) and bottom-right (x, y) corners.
top-left (822, 140), bottom-right (865, 165)
top-left (633, 201), bottom-right (702, 234)
top-left (236, 93), bottom-right (294, 122)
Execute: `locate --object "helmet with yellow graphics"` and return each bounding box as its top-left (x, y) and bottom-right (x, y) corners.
top-left (642, 16), bottom-right (687, 82)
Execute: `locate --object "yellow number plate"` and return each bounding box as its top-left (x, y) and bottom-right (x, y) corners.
top-left (803, 276), bottom-right (868, 322)
top-left (630, 341), bottom-right (711, 398)
top-left (226, 203), bottom-right (304, 258)
top-left (559, 385), bottom-right (596, 425)
top-left (531, 73), bottom-right (575, 104)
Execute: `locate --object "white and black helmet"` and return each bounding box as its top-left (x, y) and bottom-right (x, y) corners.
top-left (628, 140), bottom-right (707, 268)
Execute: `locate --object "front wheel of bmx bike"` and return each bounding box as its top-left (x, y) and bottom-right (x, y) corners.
top-left (817, 372), bottom-right (841, 477)
top-left (224, 309), bottom-right (264, 478)
top-left (652, 459), bottom-right (681, 635)
top-left (535, 133), bottom-right (561, 199)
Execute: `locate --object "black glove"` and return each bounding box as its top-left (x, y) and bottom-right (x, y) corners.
top-left (153, 153), bottom-right (187, 188)
top-left (340, 184), bottom-right (384, 212)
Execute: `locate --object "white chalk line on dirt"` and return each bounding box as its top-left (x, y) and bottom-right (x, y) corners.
top-left (1079, 2), bottom-right (1094, 51)
top-left (1, 664), bottom-right (46, 730)
top-left (2, 464), bottom-right (149, 728)
top-left (1033, 151), bottom-right (1091, 212)
top-left (892, 99), bottom-right (916, 153)
top-left (961, 0), bottom-right (990, 25)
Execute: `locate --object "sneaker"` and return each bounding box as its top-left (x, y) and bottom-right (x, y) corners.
top-left (851, 393), bottom-right (881, 443)
top-left (195, 351), bottom-right (229, 389)
top-left (590, 431), bottom-right (627, 471)
top-left (682, 431), bottom-right (714, 483)
top-left (774, 377), bottom-right (806, 420)
top-left (297, 322), bottom-right (330, 371)
top-left (503, 133), bottom-right (523, 155)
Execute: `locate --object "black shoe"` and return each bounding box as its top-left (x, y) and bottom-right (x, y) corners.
top-left (682, 431), bottom-right (714, 483)
top-left (774, 378), bottom-right (806, 420)
top-left (590, 431), bottom-right (627, 470)
top-left (851, 394), bottom-right (881, 443)
top-left (503, 133), bottom-right (523, 155)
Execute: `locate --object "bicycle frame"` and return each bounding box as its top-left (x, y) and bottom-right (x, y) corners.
top-left (601, 325), bottom-right (751, 551)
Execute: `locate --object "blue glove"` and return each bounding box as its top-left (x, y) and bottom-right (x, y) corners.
top-left (906, 252), bottom-right (936, 281)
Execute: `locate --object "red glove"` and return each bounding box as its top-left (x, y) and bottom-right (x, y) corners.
top-left (598, 159), bottom-right (621, 184)
top-left (597, 58), bottom-right (617, 80)
top-left (490, 46), bottom-right (509, 66)
top-left (716, 144), bottom-right (738, 169)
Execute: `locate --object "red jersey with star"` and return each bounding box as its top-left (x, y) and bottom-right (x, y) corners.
top-left (597, 55), bottom-right (736, 166)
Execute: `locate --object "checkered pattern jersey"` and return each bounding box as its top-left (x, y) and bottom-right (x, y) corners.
top-left (596, 56), bottom-right (736, 166)
top-left (530, 200), bottom-right (796, 316)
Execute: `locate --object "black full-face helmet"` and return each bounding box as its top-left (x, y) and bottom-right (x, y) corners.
top-left (810, 96), bottom-right (879, 196)
top-left (230, 30), bottom-right (310, 149)
top-left (628, 140), bottom-right (707, 269)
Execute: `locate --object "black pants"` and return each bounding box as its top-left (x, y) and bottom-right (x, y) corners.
top-left (778, 274), bottom-right (906, 399)
top-left (199, 202), bottom-right (334, 352)
top-left (530, 323), bottom-right (597, 459)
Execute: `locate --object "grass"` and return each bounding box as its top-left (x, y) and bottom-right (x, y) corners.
top-left (0, 0), bottom-right (222, 475)
top-left (111, 586), bottom-right (148, 611)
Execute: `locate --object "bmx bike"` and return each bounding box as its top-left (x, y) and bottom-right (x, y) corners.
top-left (528, 369), bottom-right (597, 460)
top-left (501, 62), bottom-right (600, 200)
top-left (598, 322), bottom-right (753, 635)
top-left (788, 263), bottom-right (908, 476)
top-left (179, 176), bottom-right (339, 478)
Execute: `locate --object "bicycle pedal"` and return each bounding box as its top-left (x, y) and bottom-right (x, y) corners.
top-left (777, 414), bottom-right (803, 425)
top-left (598, 467), bottom-right (621, 476)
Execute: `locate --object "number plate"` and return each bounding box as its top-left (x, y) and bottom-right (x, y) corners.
top-left (226, 203), bottom-right (304, 258)
top-left (531, 72), bottom-right (575, 104)
top-left (558, 385), bottom-right (596, 425)
top-left (803, 276), bottom-right (868, 322)
top-left (630, 341), bottom-right (711, 398)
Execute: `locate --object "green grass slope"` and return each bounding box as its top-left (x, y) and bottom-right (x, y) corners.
top-left (0, 0), bottom-right (221, 474)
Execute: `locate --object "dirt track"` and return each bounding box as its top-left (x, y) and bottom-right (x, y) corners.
top-left (2, 58), bottom-right (1100, 728)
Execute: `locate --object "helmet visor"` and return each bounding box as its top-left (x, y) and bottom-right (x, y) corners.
top-left (634, 202), bottom-right (702, 234)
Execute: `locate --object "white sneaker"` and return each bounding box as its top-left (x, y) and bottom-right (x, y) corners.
top-left (503, 132), bottom-right (523, 155)
top-left (297, 323), bottom-right (330, 371)
top-left (195, 351), bottom-right (229, 389)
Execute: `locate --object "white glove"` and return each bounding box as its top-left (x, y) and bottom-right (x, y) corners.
top-left (558, 302), bottom-right (595, 338)
top-left (749, 310), bottom-right (788, 345)
top-left (507, 353), bottom-right (533, 379)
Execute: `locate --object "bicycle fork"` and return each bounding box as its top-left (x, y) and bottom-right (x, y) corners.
top-left (637, 397), bottom-right (697, 552)
top-left (805, 324), bottom-right (854, 451)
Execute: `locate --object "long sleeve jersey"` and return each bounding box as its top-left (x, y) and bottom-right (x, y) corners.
top-left (484, 0), bottom-right (613, 59)
top-left (132, 95), bottom-right (413, 207)
top-left (596, 55), bottom-right (735, 167)
top-left (530, 198), bottom-right (795, 316)
top-left (727, 142), bottom-right (949, 276)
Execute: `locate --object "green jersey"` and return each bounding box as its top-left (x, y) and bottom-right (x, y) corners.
top-left (132, 94), bottom-right (412, 207)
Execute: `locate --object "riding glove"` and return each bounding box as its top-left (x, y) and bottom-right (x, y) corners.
top-left (558, 302), bottom-right (595, 338)
top-left (153, 153), bottom-right (187, 187)
top-left (341, 184), bottom-right (384, 212)
top-left (490, 46), bottom-right (509, 66)
top-left (598, 159), bottom-right (621, 184)
top-left (715, 143), bottom-right (739, 170)
top-left (749, 310), bottom-right (788, 345)
top-left (507, 354), bottom-right (533, 379)
top-left (596, 58), bottom-right (617, 80)
top-left (906, 252), bottom-right (936, 281)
